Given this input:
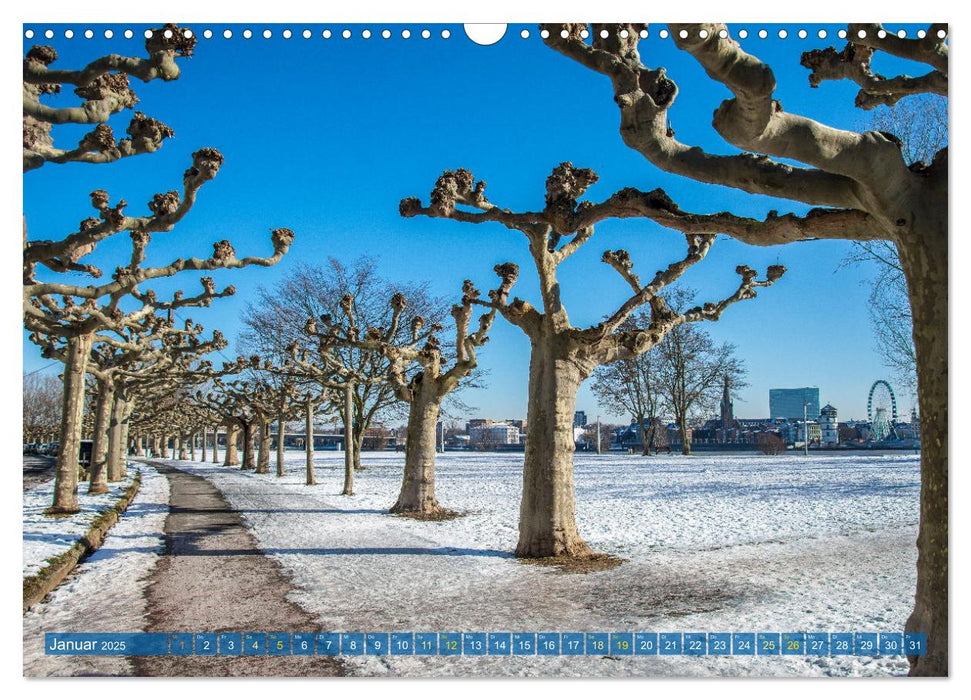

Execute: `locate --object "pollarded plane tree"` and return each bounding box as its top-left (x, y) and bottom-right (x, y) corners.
top-left (541, 22), bottom-right (946, 675)
top-left (201, 378), bottom-right (261, 470)
top-left (402, 164), bottom-right (784, 558)
top-left (282, 309), bottom-right (380, 493)
top-left (243, 364), bottom-right (307, 476)
top-left (23, 23), bottom-right (193, 172)
top-left (316, 286), bottom-right (497, 516)
top-left (23, 147), bottom-right (295, 514)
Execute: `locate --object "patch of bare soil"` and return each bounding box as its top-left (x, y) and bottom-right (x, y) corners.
top-left (132, 463), bottom-right (344, 677)
top-left (518, 552), bottom-right (628, 574)
top-left (391, 508), bottom-right (465, 522)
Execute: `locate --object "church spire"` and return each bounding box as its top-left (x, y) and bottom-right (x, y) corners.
top-left (720, 374), bottom-right (734, 426)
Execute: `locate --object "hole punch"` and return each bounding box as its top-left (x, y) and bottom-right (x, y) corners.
top-left (464, 24), bottom-right (506, 46)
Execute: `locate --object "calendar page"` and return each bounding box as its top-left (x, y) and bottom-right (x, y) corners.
top-left (19, 8), bottom-right (949, 683)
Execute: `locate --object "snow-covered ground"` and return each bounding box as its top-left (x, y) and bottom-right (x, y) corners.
top-left (23, 468), bottom-right (139, 578)
top-left (22, 462), bottom-right (170, 677)
top-left (172, 451), bottom-right (920, 677)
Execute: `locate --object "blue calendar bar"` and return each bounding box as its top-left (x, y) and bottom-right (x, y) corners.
top-left (45, 631), bottom-right (927, 656)
top-left (44, 633), bottom-right (168, 655)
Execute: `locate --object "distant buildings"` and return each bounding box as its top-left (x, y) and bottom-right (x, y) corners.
top-left (820, 404), bottom-right (839, 447)
top-left (469, 422), bottom-right (520, 447)
top-left (769, 387), bottom-right (820, 420)
top-left (574, 411), bottom-right (587, 428)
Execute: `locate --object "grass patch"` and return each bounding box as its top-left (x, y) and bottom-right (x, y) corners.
top-left (518, 552), bottom-right (627, 574)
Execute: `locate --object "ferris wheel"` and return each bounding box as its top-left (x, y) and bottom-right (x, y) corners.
top-left (867, 380), bottom-right (899, 441)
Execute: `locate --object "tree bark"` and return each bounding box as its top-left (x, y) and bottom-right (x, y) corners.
top-left (223, 423), bottom-right (239, 466)
top-left (117, 399), bottom-right (131, 478)
top-left (678, 414), bottom-right (692, 456)
top-left (342, 383), bottom-right (354, 495)
top-left (211, 425), bottom-right (220, 463)
top-left (389, 383), bottom-right (444, 515)
top-left (201, 426), bottom-right (207, 462)
top-left (106, 391), bottom-right (126, 481)
top-left (177, 435), bottom-right (187, 461)
top-left (256, 420), bottom-right (271, 473)
top-left (50, 331), bottom-right (93, 513)
top-left (152, 435), bottom-right (160, 458)
top-left (160, 435), bottom-right (169, 458)
top-left (88, 376), bottom-right (114, 495)
top-left (189, 431), bottom-right (196, 461)
top-left (516, 335), bottom-right (593, 558)
top-left (900, 216), bottom-right (948, 676)
top-left (276, 409), bottom-right (286, 477)
top-left (636, 411), bottom-right (650, 456)
top-left (305, 397), bottom-right (316, 486)
top-left (241, 420), bottom-right (256, 470)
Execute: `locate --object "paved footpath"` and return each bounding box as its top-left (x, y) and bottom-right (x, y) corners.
top-left (133, 463), bottom-right (343, 677)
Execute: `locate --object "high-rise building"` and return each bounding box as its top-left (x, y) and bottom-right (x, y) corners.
top-left (769, 387), bottom-right (820, 420)
top-left (574, 411), bottom-right (587, 428)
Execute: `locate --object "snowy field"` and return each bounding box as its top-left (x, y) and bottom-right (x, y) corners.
top-left (23, 467), bottom-right (139, 578)
top-left (23, 463), bottom-right (170, 676)
top-left (171, 451), bottom-right (920, 677)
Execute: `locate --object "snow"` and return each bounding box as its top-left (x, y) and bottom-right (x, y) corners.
top-left (23, 468), bottom-right (139, 578)
top-left (168, 451), bottom-right (920, 677)
top-left (22, 462), bottom-right (170, 677)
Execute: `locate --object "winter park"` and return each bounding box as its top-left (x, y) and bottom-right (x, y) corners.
top-left (21, 22), bottom-right (947, 679)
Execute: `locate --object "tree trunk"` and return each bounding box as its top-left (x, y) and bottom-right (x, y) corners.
top-left (189, 431), bottom-right (196, 461)
top-left (241, 421), bottom-right (256, 470)
top-left (50, 331), bottom-right (93, 514)
top-left (305, 397), bottom-right (316, 486)
top-left (152, 435), bottom-right (160, 458)
top-left (160, 435), bottom-right (169, 459)
top-left (117, 399), bottom-right (131, 478)
top-left (678, 414), bottom-right (691, 456)
top-left (276, 409), bottom-right (286, 477)
top-left (342, 383), bottom-right (354, 495)
top-left (900, 219), bottom-right (947, 676)
top-left (212, 425), bottom-right (220, 463)
top-left (88, 376), bottom-right (114, 495)
top-left (256, 420), bottom-right (271, 473)
top-left (201, 426), bottom-right (207, 462)
top-left (636, 412), bottom-right (650, 456)
top-left (516, 336), bottom-right (593, 558)
top-left (177, 435), bottom-right (187, 461)
top-left (223, 423), bottom-right (239, 466)
top-left (106, 392), bottom-right (126, 481)
top-left (389, 383), bottom-right (444, 515)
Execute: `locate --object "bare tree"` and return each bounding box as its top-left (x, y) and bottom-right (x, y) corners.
top-left (23, 372), bottom-right (62, 443)
top-left (402, 164), bottom-right (783, 558)
top-left (590, 312), bottom-right (663, 455)
top-left (542, 23), bottom-right (947, 674)
top-left (655, 289), bottom-right (747, 456)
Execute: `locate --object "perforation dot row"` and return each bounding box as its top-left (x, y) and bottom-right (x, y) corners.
top-left (23, 26), bottom-right (948, 42)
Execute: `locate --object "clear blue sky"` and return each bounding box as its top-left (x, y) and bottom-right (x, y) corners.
top-left (23, 23), bottom-right (933, 422)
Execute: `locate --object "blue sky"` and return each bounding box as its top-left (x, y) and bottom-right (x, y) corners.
top-left (23, 23), bottom-right (936, 422)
